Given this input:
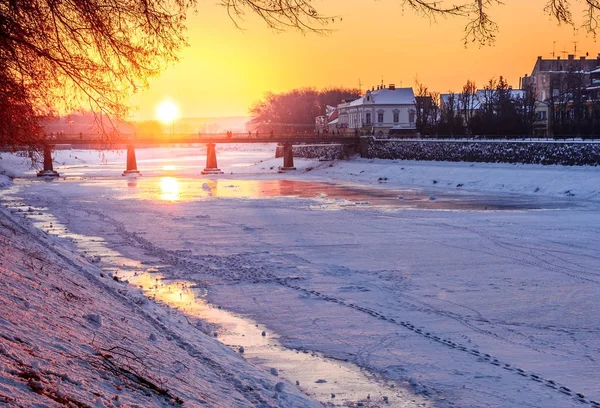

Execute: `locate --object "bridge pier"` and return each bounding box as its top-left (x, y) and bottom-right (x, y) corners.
top-left (278, 143), bottom-right (296, 172)
top-left (202, 143), bottom-right (224, 175)
top-left (37, 144), bottom-right (59, 177)
top-left (122, 144), bottom-right (141, 176)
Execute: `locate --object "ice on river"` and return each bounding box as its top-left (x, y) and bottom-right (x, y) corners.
top-left (1, 147), bottom-right (600, 407)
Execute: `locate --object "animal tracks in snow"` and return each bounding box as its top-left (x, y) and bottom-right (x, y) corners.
top-left (62, 206), bottom-right (599, 407)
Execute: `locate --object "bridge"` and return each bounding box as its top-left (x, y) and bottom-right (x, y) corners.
top-left (36, 133), bottom-right (360, 177)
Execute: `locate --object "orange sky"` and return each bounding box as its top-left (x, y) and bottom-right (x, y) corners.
top-left (130, 0), bottom-right (600, 120)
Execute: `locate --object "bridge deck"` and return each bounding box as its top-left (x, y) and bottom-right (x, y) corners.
top-left (44, 135), bottom-right (360, 145)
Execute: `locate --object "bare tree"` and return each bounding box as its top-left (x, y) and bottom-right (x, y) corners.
top-left (221, 0), bottom-right (331, 32)
top-left (414, 81), bottom-right (429, 134)
top-left (0, 0), bottom-right (332, 154)
top-left (517, 82), bottom-right (538, 136)
top-left (3, 0), bottom-right (600, 155)
top-left (414, 80), bottom-right (438, 136)
top-left (0, 0), bottom-right (200, 152)
top-left (439, 92), bottom-right (464, 136)
top-left (460, 80), bottom-right (477, 135)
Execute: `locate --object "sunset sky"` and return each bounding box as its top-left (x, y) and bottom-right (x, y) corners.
top-left (130, 0), bottom-right (600, 121)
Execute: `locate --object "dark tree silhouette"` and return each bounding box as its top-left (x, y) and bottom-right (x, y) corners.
top-left (460, 80), bottom-right (477, 135)
top-left (249, 87), bottom-right (360, 133)
top-left (0, 0), bottom-right (330, 154)
top-left (399, 0), bottom-right (600, 45)
top-left (517, 82), bottom-right (538, 136)
top-left (438, 92), bottom-right (465, 136)
top-left (414, 81), bottom-right (439, 136)
top-left (2, 0), bottom-right (598, 154)
top-left (0, 0), bottom-right (199, 153)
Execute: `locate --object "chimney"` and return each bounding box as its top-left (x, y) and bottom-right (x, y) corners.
top-left (581, 56), bottom-right (586, 61)
top-left (389, 84), bottom-right (395, 90)
top-left (568, 54), bottom-right (574, 61)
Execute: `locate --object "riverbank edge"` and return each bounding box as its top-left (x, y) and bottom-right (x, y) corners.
top-left (0, 200), bottom-right (321, 407)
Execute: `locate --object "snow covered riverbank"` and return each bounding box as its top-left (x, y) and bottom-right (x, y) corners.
top-left (0, 198), bottom-right (323, 406)
top-left (2, 147), bottom-right (600, 407)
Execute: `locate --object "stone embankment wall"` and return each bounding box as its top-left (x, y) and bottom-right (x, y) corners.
top-left (275, 144), bottom-right (350, 160)
top-left (360, 137), bottom-right (600, 166)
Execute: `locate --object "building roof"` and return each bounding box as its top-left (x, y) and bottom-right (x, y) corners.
top-left (368, 87), bottom-right (415, 105)
top-left (345, 87), bottom-right (415, 107)
top-left (327, 109), bottom-right (339, 122)
top-left (530, 55), bottom-right (600, 76)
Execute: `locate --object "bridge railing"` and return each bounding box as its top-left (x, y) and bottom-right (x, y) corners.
top-left (42, 132), bottom-right (361, 144)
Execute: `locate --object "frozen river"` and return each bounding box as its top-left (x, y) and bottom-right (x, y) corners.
top-left (2, 147), bottom-right (600, 407)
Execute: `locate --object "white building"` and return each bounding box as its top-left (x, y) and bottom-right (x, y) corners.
top-left (337, 85), bottom-right (416, 136)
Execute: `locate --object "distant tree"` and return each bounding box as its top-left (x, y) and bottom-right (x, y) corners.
top-left (414, 81), bottom-right (439, 136)
top-left (494, 76), bottom-right (521, 135)
top-left (438, 92), bottom-right (464, 136)
top-left (471, 77), bottom-right (498, 136)
top-left (588, 99), bottom-right (600, 137)
top-left (428, 92), bottom-right (441, 136)
top-left (516, 82), bottom-right (537, 136)
top-left (565, 67), bottom-right (587, 136)
top-left (481, 78), bottom-right (498, 118)
top-left (547, 66), bottom-right (588, 137)
top-left (548, 66), bottom-right (590, 137)
top-left (249, 87), bottom-right (360, 133)
top-left (471, 76), bottom-right (527, 136)
top-left (459, 80), bottom-right (477, 135)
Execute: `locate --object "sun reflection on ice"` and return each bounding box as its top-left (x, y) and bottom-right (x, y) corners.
top-left (160, 177), bottom-right (180, 201)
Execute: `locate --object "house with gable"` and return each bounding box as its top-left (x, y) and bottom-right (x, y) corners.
top-left (336, 85), bottom-right (417, 136)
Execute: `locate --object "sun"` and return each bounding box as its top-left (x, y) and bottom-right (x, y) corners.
top-left (156, 100), bottom-right (180, 124)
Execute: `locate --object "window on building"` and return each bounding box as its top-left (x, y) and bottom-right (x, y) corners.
top-left (377, 112), bottom-right (384, 123)
top-left (393, 110), bottom-right (400, 123)
top-left (365, 112), bottom-right (371, 125)
top-left (408, 110), bottom-right (415, 124)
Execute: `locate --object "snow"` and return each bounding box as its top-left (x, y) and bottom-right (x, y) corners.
top-left (362, 88), bottom-right (415, 105)
top-left (0, 174), bottom-right (11, 188)
top-left (1, 146), bottom-right (600, 407)
top-left (0, 215), bottom-right (320, 406)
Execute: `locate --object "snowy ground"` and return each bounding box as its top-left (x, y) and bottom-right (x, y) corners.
top-left (1, 146), bottom-right (600, 407)
top-left (0, 193), bottom-right (321, 407)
